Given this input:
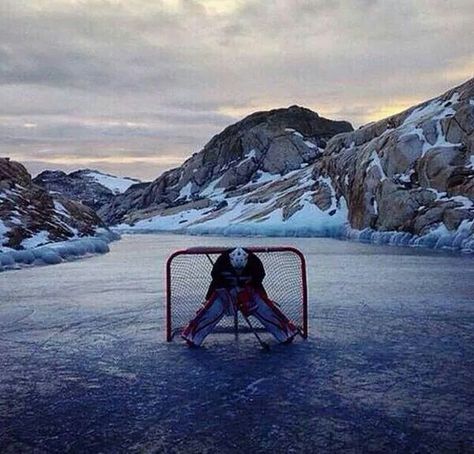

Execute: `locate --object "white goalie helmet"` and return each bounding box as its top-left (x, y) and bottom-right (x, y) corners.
top-left (229, 247), bottom-right (249, 270)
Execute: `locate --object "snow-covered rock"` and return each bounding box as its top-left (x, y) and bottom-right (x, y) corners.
top-left (0, 158), bottom-right (118, 271)
top-left (33, 168), bottom-right (143, 211)
top-left (115, 166), bottom-right (348, 238)
top-left (82, 170), bottom-right (141, 194)
top-left (319, 77), bottom-right (474, 253)
top-left (107, 79), bottom-right (473, 254)
top-left (99, 105), bottom-right (352, 226)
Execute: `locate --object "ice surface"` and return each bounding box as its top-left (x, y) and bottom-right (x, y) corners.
top-left (0, 234), bottom-right (472, 452)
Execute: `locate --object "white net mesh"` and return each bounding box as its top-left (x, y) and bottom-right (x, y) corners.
top-left (166, 247), bottom-right (307, 340)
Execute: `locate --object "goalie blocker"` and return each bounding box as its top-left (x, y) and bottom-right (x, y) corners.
top-left (165, 246), bottom-right (308, 342)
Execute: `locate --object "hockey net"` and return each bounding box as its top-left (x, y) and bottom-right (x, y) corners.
top-left (165, 246), bottom-right (308, 341)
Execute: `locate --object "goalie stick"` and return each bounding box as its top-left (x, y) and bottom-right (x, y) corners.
top-left (242, 312), bottom-right (271, 351)
top-left (208, 256), bottom-right (270, 350)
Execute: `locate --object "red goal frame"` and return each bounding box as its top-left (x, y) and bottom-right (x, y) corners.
top-left (165, 246), bottom-right (308, 341)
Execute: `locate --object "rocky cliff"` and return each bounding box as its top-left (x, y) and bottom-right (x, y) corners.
top-left (317, 77), bottom-right (473, 247)
top-left (99, 106), bottom-right (353, 225)
top-left (99, 79), bottom-right (473, 253)
top-left (33, 169), bottom-right (142, 212)
top-left (0, 158), bottom-right (109, 251)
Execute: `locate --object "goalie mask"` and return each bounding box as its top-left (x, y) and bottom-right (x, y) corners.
top-left (229, 247), bottom-right (249, 271)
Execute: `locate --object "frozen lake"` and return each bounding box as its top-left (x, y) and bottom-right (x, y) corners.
top-left (1, 234), bottom-right (473, 453)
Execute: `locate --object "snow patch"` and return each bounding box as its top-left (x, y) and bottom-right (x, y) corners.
top-left (403, 92), bottom-right (459, 126)
top-left (0, 220), bottom-right (9, 247)
top-left (200, 177), bottom-right (225, 198)
top-left (244, 149), bottom-right (257, 160)
top-left (178, 182), bottom-right (194, 200)
top-left (450, 195), bottom-right (473, 209)
top-left (254, 171), bottom-right (278, 184)
top-left (85, 171), bottom-right (140, 194)
top-left (21, 231), bottom-right (50, 249)
top-left (469, 155), bottom-right (474, 169)
top-left (235, 149), bottom-right (258, 169)
top-left (366, 151), bottom-right (387, 181)
top-left (53, 201), bottom-right (71, 218)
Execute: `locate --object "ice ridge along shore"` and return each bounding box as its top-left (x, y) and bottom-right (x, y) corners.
top-left (0, 229), bottom-right (119, 272)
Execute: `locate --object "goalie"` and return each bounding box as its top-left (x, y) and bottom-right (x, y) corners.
top-left (181, 247), bottom-right (298, 347)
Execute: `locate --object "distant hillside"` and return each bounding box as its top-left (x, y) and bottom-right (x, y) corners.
top-left (99, 105), bottom-right (353, 227)
top-left (0, 158), bottom-right (109, 251)
top-left (33, 169), bottom-right (142, 212)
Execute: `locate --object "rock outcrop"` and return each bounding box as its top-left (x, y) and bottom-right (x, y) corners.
top-left (318, 77), bottom-right (473, 243)
top-left (100, 106), bottom-right (353, 224)
top-left (100, 78), bottom-right (473, 252)
top-left (0, 158), bottom-right (108, 251)
top-left (33, 169), bottom-right (142, 212)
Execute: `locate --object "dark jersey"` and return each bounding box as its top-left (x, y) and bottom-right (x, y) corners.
top-left (205, 249), bottom-right (266, 299)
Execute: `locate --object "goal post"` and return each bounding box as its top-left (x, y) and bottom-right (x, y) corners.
top-left (165, 246), bottom-right (308, 341)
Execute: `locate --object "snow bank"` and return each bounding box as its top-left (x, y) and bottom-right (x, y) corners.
top-left (0, 229), bottom-right (119, 272)
top-left (114, 209), bottom-right (474, 255)
top-left (114, 198), bottom-right (348, 239)
top-left (187, 203), bottom-right (348, 238)
top-left (112, 164), bottom-right (473, 255)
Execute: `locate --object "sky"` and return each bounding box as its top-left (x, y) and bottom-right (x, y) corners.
top-left (0, 0), bottom-right (473, 181)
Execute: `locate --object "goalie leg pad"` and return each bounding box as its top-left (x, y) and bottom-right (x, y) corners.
top-left (181, 289), bottom-right (234, 346)
top-left (240, 288), bottom-right (298, 343)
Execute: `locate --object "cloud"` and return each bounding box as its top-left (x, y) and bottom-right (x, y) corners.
top-left (0, 0), bottom-right (473, 179)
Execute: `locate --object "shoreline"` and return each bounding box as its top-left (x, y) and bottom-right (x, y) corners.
top-left (0, 229), bottom-right (119, 273)
top-left (113, 223), bottom-right (474, 256)
top-left (2, 222), bottom-right (472, 274)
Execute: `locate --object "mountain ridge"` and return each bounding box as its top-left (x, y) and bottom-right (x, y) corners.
top-left (33, 168), bottom-right (142, 212)
top-left (101, 78), bottom-right (474, 253)
top-left (2, 78), bottom-right (473, 256)
top-left (99, 105), bottom-right (353, 225)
